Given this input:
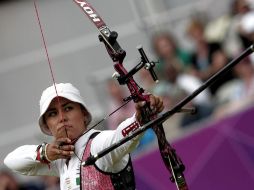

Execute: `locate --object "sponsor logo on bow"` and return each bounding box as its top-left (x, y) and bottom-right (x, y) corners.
top-left (74, 0), bottom-right (101, 22)
top-left (122, 121), bottom-right (140, 137)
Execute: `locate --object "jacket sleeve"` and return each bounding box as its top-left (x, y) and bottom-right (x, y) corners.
top-left (90, 115), bottom-right (142, 173)
top-left (4, 145), bottom-right (59, 177)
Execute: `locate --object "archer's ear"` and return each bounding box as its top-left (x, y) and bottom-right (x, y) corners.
top-left (81, 108), bottom-right (89, 126)
top-left (84, 116), bottom-right (89, 126)
top-left (81, 107), bottom-right (88, 116)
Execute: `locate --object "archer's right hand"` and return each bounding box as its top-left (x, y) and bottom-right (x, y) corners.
top-left (46, 137), bottom-right (75, 161)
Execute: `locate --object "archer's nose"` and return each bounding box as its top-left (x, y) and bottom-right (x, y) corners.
top-left (59, 112), bottom-right (68, 123)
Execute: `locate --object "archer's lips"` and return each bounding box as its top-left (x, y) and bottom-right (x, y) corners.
top-left (61, 125), bottom-right (72, 130)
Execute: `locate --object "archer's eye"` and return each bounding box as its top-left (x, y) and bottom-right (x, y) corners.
top-left (64, 105), bottom-right (73, 112)
top-left (45, 111), bottom-right (57, 118)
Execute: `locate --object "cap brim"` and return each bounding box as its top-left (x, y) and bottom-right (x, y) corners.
top-left (38, 92), bottom-right (92, 136)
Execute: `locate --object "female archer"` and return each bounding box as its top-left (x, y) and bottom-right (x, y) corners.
top-left (4, 82), bottom-right (164, 190)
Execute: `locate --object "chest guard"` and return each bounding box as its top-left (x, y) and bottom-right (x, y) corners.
top-left (80, 132), bottom-right (136, 190)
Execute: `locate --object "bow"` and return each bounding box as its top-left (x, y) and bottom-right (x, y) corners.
top-left (73, 0), bottom-right (189, 189)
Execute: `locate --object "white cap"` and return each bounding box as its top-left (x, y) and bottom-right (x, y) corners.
top-left (39, 83), bottom-right (92, 135)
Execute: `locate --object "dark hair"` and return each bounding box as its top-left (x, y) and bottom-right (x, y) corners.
top-left (151, 31), bottom-right (178, 57)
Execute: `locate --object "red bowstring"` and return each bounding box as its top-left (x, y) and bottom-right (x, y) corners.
top-left (34, 1), bottom-right (68, 138)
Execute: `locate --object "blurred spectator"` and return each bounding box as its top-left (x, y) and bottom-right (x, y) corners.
top-left (41, 176), bottom-right (60, 190)
top-left (0, 168), bottom-right (59, 190)
top-left (214, 57), bottom-right (254, 118)
top-left (138, 67), bottom-right (182, 109)
top-left (0, 170), bottom-right (19, 190)
top-left (209, 49), bottom-right (236, 94)
top-left (239, 11), bottom-right (254, 43)
top-left (150, 31), bottom-right (214, 127)
top-left (186, 18), bottom-right (236, 95)
top-left (239, 10), bottom-right (254, 65)
top-left (151, 31), bottom-right (192, 80)
top-left (176, 73), bottom-right (214, 127)
top-left (204, 0), bottom-right (252, 57)
top-left (106, 79), bottom-right (135, 129)
top-left (186, 18), bottom-right (222, 84)
top-left (234, 0), bottom-right (254, 49)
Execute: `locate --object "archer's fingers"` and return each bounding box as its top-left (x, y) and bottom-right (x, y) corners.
top-left (149, 95), bottom-right (156, 110)
top-left (156, 96), bottom-right (164, 112)
top-left (157, 99), bottom-right (164, 113)
top-left (46, 142), bottom-right (74, 161)
top-left (55, 137), bottom-right (72, 146)
top-left (57, 149), bottom-right (74, 158)
top-left (135, 101), bottom-right (146, 109)
top-left (150, 95), bottom-right (164, 113)
top-left (149, 95), bottom-right (161, 108)
top-left (58, 144), bottom-right (75, 151)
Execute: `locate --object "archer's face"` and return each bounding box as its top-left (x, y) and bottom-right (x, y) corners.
top-left (44, 97), bottom-right (88, 140)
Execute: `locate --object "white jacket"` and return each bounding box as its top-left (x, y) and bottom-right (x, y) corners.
top-left (4, 116), bottom-right (140, 190)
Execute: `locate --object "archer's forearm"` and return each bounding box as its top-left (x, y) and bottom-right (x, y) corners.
top-left (4, 145), bottom-right (58, 176)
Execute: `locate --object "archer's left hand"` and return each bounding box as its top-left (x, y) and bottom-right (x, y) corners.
top-left (135, 94), bottom-right (164, 124)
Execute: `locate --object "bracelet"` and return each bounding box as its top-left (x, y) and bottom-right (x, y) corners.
top-left (40, 142), bottom-right (46, 161)
top-left (36, 142), bottom-right (50, 164)
top-left (44, 144), bottom-right (52, 162)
